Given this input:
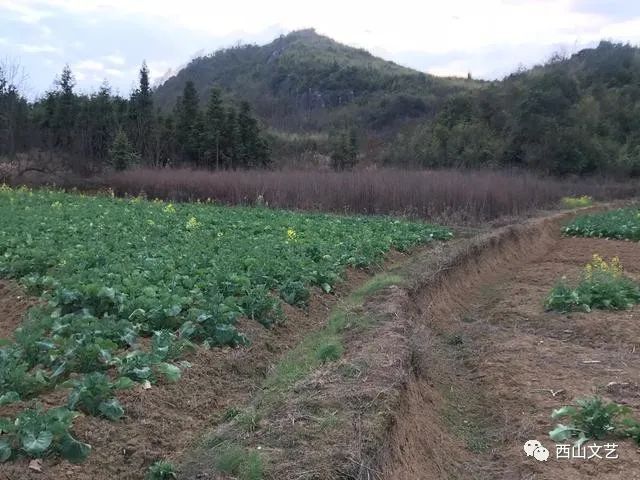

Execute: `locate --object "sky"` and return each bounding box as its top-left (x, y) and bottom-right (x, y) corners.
top-left (1, 0), bottom-right (640, 98)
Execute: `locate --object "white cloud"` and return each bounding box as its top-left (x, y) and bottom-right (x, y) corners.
top-left (103, 54), bottom-right (125, 66)
top-left (74, 59), bottom-right (105, 71)
top-left (104, 67), bottom-right (124, 77)
top-left (17, 43), bottom-right (61, 54)
top-left (0, 0), bottom-right (53, 23)
top-left (17, 0), bottom-right (606, 54)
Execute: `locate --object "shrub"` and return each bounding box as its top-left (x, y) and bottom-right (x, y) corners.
top-left (562, 195), bottom-right (592, 208)
top-left (102, 167), bottom-right (640, 225)
top-left (546, 254), bottom-right (640, 312)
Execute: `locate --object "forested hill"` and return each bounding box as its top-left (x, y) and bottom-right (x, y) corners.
top-left (388, 41), bottom-right (640, 175)
top-left (2, 30), bottom-right (639, 176)
top-left (153, 29), bottom-right (481, 132)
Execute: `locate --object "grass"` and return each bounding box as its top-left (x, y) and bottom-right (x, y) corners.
top-left (563, 207), bottom-right (640, 241)
top-left (262, 272), bottom-right (401, 394)
top-left (350, 273), bottom-right (404, 304)
top-left (215, 443), bottom-right (263, 479)
top-left (314, 340), bottom-right (343, 363)
top-left (146, 461), bottom-right (177, 480)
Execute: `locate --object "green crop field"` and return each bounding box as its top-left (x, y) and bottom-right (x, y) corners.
top-left (563, 208), bottom-right (640, 241)
top-left (0, 186), bottom-right (451, 463)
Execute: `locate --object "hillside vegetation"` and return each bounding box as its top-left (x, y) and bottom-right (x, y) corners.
top-left (387, 41), bottom-right (640, 175)
top-left (153, 29), bottom-right (481, 132)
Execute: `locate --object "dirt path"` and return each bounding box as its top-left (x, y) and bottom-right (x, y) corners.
top-left (381, 230), bottom-right (640, 479)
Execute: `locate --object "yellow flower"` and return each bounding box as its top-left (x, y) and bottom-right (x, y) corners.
top-left (287, 228), bottom-right (297, 241)
top-left (584, 253), bottom-right (623, 279)
top-left (163, 203), bottom-right (176, 213)
top-left (186, 216), bottom-right (201, 230)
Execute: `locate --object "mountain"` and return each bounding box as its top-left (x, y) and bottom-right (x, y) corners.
top-left (153, 29), bottom-right (481, 133)
top-left (386, 41), bottom-right (640, 175)
top-left (155, 31), bottom-right (640, 175)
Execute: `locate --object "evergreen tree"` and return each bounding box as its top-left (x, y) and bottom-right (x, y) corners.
top-left (54, 65), bottom-right (77, 149)
top-left (89, 81), bottom-right (116, 161)
top-left (221, 106), bottom-right (240, 169)
top-left (130, 62), bottom-right (154, 162)
top-left (157, 114), bottom-right (177, 166)
top-left (109, 128), bottom-right (138, 170)
top-left (0, 66), bottom-right (29, 157)
top-left (205, 87), bottom-right (224, 169)
top-left (176, 81), bottom-right (204, 164)
top-left (330, 128), bottom-right (358, 170)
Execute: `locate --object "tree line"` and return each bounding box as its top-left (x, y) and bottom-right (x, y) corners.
top-left (0, 62), bottom-right (270, 172)
top-left (386, 41), bottom-right (640, 176)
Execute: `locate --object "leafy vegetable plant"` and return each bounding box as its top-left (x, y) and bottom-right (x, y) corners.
top-left (65, 372), bottom-right (132, 421)
top-left (550, 396), bottom-right (640, 446)
top-left (0, 187), bottom-right (452, 463)
top-left (563, 208), bottom-right (640, 241)
top-left (0, 405), bottom-right (90, 463)
top-left (546, 254), bottom-right (640, 312)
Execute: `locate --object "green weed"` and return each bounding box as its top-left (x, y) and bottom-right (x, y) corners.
top-left (146, 460), bottom-right (177, 479)
top-left (215, 443), bottom-right (263, 480)
top-left (314, 339), bottom-right (343, 363)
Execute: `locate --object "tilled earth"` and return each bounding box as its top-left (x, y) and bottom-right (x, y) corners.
top-left (383, 233), bottom-right (640, 479)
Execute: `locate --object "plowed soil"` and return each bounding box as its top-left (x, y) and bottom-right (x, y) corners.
top-left (382, 234), bottom-right (640, 479)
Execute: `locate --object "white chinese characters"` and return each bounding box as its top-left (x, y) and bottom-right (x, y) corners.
top-left (556, 443), bottom-right (619, 460)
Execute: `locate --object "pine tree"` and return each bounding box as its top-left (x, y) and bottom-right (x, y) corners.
top-left (176, 81), bottom-right (204, 164)
top-left (330, 128), bottom-right (358, 170)
top-left (205, 88), bottom-right (224, 169)
top-left (130, 62), bottom-right (154, 162)
top-left (221, 106), bottom-right (240, 169)
top-left (237, 101), bottom-right (270, 167)
top-left (89, 81), bottom-right (116, 161)
top-left (110, 128), bottom-right (137, 170)
top-left (54, 65), bottom-right (76, 149)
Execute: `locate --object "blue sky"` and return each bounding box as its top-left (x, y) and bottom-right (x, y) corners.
top-left (1, 0), bottom-right (640, 98)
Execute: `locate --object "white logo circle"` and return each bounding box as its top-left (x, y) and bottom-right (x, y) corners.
top-left (524, 440), bottom-right (542, 456)
top-left (533, 446), bottom-right (550, 462)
